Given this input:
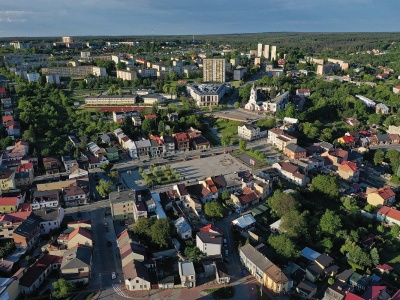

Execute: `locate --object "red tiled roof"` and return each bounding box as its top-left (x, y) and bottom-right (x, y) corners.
top-left (200, 224), bottom-right (223, 234)
top-left (19, 254), bottom-right (61, 287)
top-left (376, 264), bottom-right (393, 271)
top-left (0, 87), bottom-right (7, 94)
top-left (174, 132), bottom-right (188, 140)
top-left (205, 179), bottom-right (218, 193)
top-left (378, 206), bottom-right (400, 222)
top-left (370, 187), bottom-right (395, 200)
top-left (144, 114), bottom-right (156, 119)
top-left (345, 292), bottom-right (363, 300)
top-left (68, 219), bottom-right (91, 226)
top-left (0, 210), bottom-right (31, 224)
top-left (280, 162), bottom-right (299, 174)
top-left (2, 116), bottom-right (13, 123)
top-left (340, 161), bottom-right (359, 172)
top-left (117, 229), bottom-right (129, 242)
top-left (362, 286), bottom-right (386, 300)
top-left (18, 203), bottom-right (31, 212)
top-left (68, 227), bottom-right (92, 241)
top-left (391, 289), bottom-right (400, 300)
top-left (0, 195), bottom-right (23, 207)
top-left (340, 135), bottom-right (355, 143)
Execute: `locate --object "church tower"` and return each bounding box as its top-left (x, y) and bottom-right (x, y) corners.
top-left (249, 83), bottom-right (257, 103)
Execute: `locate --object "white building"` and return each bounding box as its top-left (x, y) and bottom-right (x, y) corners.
top-left (271, 46), bottom-right (277, 60)
top-left (142, 94), bottom-right (165, 105)
top-left (186, 83), bottom-right (228, 107)
top-left (245, 84), bottom-right (289, 113)
top-left (117, 70), bottom-right (137, 81)
top-left (355, 95), bottom-right (376, 108)
top-left (33, 207), bottom-right (65, 234)
top-left (264, 45), bottom-right (270, 59)
top-left (257, 43), bottom-right (263, 57)
top-left (196, 231), bottom-right (222, 256)
top-left (27, 73), bottom-right (40, 83)
top-left (238, 124), bottom-right (261, 141)
top-left (178, 261), bottom-right (196, 288)
top-left (46, 74), bottom-right (60, 85)
top-left (174, 217), bottom-right (192, 239)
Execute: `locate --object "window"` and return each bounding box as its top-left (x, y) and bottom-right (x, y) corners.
top-left (136, 280), bottom-right (139, 283)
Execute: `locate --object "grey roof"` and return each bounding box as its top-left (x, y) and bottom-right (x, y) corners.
top-left (109, 190), bottom-right (136, 204)
top-left (297, 279), bottom-right (317, 294)
top-left (179, 261), bottom-right (195, 276)
top-left (376, 134), bottom-right (391, 142)
top-left (337, 269), bottom-right (354, 282)
top-left (14, 216), bottom-right (41, 237)
top-left (174, 217), bottom-right (191, 235)
top-left (61, 246), bottom-right (92, 270)
top-left (301, 247), bottom-right (321, 261)
top-left (285, 143), bottom-right (306, 153)
top-left (315, 253), bottom-right (334, 268)
top-left (240, 244), bottom-right (273, 271)
top-left (106, 147), bottom-right (118, 153)
top-left (32, 208), bottom-right (61, 222)
top-left (135, 139), bottom-right (151, 148)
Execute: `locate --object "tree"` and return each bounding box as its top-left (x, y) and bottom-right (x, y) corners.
top-left (96, 179), bottom-right (113, 198)
top-left (204, 202), bottom-right (224, 219)
top-left (132, 218), bottom-right (153, 236)
top-left (234, 102), bottom-right (240, 109)
top-left (320, 209), bottom-right (342, 235)
top-left (158, 120), bottom-right (165, 134)
top-left (268, 234), bottom-right (299, 259)
top-left (0, 136), bottom-right (14, 150)
top-left (109, 171), bottom-right (119, 183)
top-left (142, 118), bottom-right (153, 135)
top-left (100, 162), bottom-right (114, 173)
top-left (374, 150), bottom-right (385, 165)
top-left (150, 219), bottom-right (173, 248)
top-left (239, 140), bottom-right (247, 151)
top-left (280, 210), bottom-right (307, 239)
top-left (52, 279), bottom-right (75, 299)
top-left (370, 248), bottom-right (380, 265)
top-left (311, 175), bottom-right (340, 199)
top-left (116, 62), bottom-right (127, 70)
top-left (391, 224), bottom-right (400, 238)
top-left (184, 241), bottom-right (204, 264)
top-left (268, 190), bottom-right (299, 217)
top-left (221, 190), bottom-right (231, 201)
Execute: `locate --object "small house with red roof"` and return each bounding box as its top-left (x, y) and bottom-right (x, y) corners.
top-left (338, 161), bottom-right (360, 182)
top-left (338, 135), bottom-right (355, 148)
top-left (2, 116), bottom-right (13, 126)
top-left (367, 187), bottom-right (395, 207)
top-left (66, 227), bottom-right (93, 249)
top-left (321, 148), bottom-right (349, 168)
top-left (377, 206), bottom-right (400, 227)
top-left (19, 254), bottom-right (62, 295)
top-left (0, 87), bottom-right (9, 98)
top-left (296, 89), bottom-right (311, 97)
top-left (0, 193), bottom-right (26, 213)
top-left (231, 187), bottom-right (260, 210)
top-left (361, 285), bottom-right (389, 300)
top-left (199, 178), bottom-right (219, 199)
top-left (200, 224), bottom-right (223, 235)
top-left (144, 114), bottom-right (157, 120)
top-left (376, 264), bottom-right (393, 274)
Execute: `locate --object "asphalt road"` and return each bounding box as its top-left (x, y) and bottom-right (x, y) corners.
top-left (369, 144), bottom-right (400, 151)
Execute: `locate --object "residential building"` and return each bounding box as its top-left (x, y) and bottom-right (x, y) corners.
top-left (0, 171), bottom-right (16, 194)
top-left (27, 73), bottom-right (40, 83)
top-left (238, 123), bottom-right (261, 141)
top-left (186, 83), bottom-right (228, 107)
top-left (61, 245), bottom-right (92, 283)
top-left (43, 157), bottom-right (60, 174)
top-left (296, 280), bottom-right (317, 299)
top-left (68, 166), bottom-right (89, 180)
top-left (179, 261), bottom-right (196, 288)
top-left (367, 187), bottom-right (396, 206)
top-left (117, 70), bottom-right (138, 81)
top-left (215, 261), bottom-right (230, 284)
top-left (323, 281), bottom-right (353, 300)
top-left (120, 242), bottom-right (146, 267)
top-left (196, 231), bottom-right (223, 256)
top-left (233, 67), bottom-right (247, 80)
top-left (109, 190), bottom-right (136, 221)
top-left (270, 46), bottom-right (277, 60)
top-left (187, 128), bottom-right (211, 150)
top-left (0, 194), bottom-right (25, 213)
top-left (135, 140), bottom-right (151, 157)
top-left (273, 162), bottom-right (309, 187)
top-left (123, 260), bottom-right (151, 291)
top-left (13, 215), bottom-right (41, 250)
top-left (264, 45), bottom-right (270, 59)
top-left (19, 254), bottom-right (62, 295)
top-left (63, 185), bottom-right (88, 207)
top-left (232, 214), bottom-right (256, 231)
top-left (284, 144), bottom-right (307, 160)
top-left (33, 207), bottom-right (64, 235)
top-left (203, 58), bottom-right (226, 83)
top-left (0, 276), bottom-right (20, 300)
top-left (321, 149), bottom-right (349, 168)
top-left (65, 227), bottom-right (93, 249)
top-left (106, 147), bottom-right (119, 162)
top-left (174, 132), bottom-right (190, 152)
top-left (161, 135), bottom-right (175, 154)
top-left (42, 66), bottom-right (107, 77)
top-left (376, 103), bottom-right (390, 114)
top-left (133, 189), bottom-right (152, 221)
top-left (174, 217), bottom-right (192, 240)
top-left (376, 206), bottom-right (400, 226)
top-left (338, 161), bottom-right (360, 182)
top-left (240, 244), bottom-right (292, 294)
top-left (231, 187), bottom-right (260, 210)
top-left (85, 95), bottom-right (136, 106)
top-left (142, 93), bottom-right (165, 105)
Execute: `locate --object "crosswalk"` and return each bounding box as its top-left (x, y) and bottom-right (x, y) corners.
top-left (113, 283), bottom-right (130, 298)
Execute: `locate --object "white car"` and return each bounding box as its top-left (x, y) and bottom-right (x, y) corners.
top-left (111, 272), bottom-right (116, 280)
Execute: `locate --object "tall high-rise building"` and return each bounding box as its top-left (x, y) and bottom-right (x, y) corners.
top-left (271, 46), bottom-right (277, 61)
top-left (203, 58), bottom-right (226, 83)
top-left (257, 43), bottom-right (263, 57)
top-left (264, 45), bottom-right (270, 59)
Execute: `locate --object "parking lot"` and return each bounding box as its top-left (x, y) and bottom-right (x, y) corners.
top-left (212, 108), bottom-right (263, 122)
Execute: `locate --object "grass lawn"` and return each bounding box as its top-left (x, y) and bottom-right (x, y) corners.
top-left (214, 118), bottom-right (241, 140)
top-left (205, 286), bottom-right (234, 299)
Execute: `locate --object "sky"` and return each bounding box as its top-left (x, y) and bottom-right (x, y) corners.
top-left (0, 0), bottom-right (399, 37)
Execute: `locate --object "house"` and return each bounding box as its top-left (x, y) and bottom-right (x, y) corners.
top-left (349, 273), bottom-right (371, 290)
top-left (109, 190), bottom-right (136, 221)
top-left (43, 157), bottom-right (60, 174)
top-left (273, 162), bottom-right (309, 187)
top-left (31, 190), bottom-right (60, 210)
top-left (240, 244), bottom-right (292, 294)
top-left (1, 97), bottom-right (12, 108)
top-left (337, 269), bottom-right (354, 283)
top-left (133, 189), bottom-right (153, 221)
top-left (0, 87), bottom-right (9, 98)
top-left (0, 194), bottom-right (25, 213)
top-left (296, 89), bottom-right (311, 97)
top-left (232, 214), bottom-right (256, 231)
top-left (161, 136), bottom-right (175, 154)
top-left (122, 260), bottom-right (151, 291)
top-left (199, 178), bottom-right (219, 200)
top-left (186, 183), bottom-right (213, 205)
top-left (305, 253), bottom-right (336, 282)
top-left (296, 280), bottom-right (317, 299)
top-left (301, 247), bottom-right (321, 262)
top-left (324, 281), bottom-right (353, 300)
top-left (135, 140), bottom-right (151, 157)
top-left (322, 149), bottom-right (349, 168)
top-left (376, 206), bottom-right (400, 227)
top-left (361, 286), bottom-right (390, 300)
top-left (60, 245), bottom-right (92, 283)
top-left (99, 133), bottom-right (111, 144)
top-left (120, 242), bottom-right (147, 267)
top-left (284, 144), bottom-right (307, 160)
top-left (13, 215), bottom-right (41, 250)
top-left (238, 123), bottom-right (261, 141)
top-left (376, 264), bottom-right (393, 274)
top-left (196, 231), bottom-right (222, 256)
top-left (174, 217), bottom-right (192, 240)
top-left (190, 133), bottom-right (211, 150)
top-left (376, 103), bottom-right (390, 114)
top-left (66, 227), bottom-right (93, 249)
top-left (106, 147), bottom-right (119, 162)
top-left (63, 185), bottom-right (88, 207)
top-left (0, 171), bottom-right (16, 194)
top-left (174, 132), bottom-right (190, 152)
top-left (68, 165), bottom-right (89, 180)
top-left (214, 261), bottom-right (230, 284)
top-left (178, 261), bottom-right (196, 288)
top-left (0, 275), bottom-right (20, 300)
top-left (366, 187), bottom-right (395, 206)
top-left (231, 187), bottom-right (260, 210)
top-left (117, 229), bottom-right (131, 248)
top-left (268, 129), bottom-right (297, 150)
top-left (33, 207), bottom-right (65, 235)
top-left (338, 161), bottom-right (360, 182)
top-left (376, 134), bottom-right (392, 145)
top-left (338, 135), bottom-right (355, 148)
top-left (19, 254), bottom-right (62, 295)
top-left (393, 85), bottom-right (400, 95)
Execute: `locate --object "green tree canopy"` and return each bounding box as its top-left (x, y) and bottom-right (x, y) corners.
top-left (280, 210), bottom-right (308, 239)
top-left (268, 190), bottom-right (299, 217)
top-left (320, 209), bottom-right (342, 235)
top-left (96, 179), bottom-right (113, 198)
top-left (150, 218), bottom-right (173, 248)
top-left (52, 279), bottom-right (75, 299)
top-left (132, 218), bottom-right (154, 236)
top-left (184, 240), bottom-right (204, 264)
top-left (374, 149), bottom-right (385, 165)
top-left (268, 234), bottom-right (299, 259)
top-left (311, 174), bottom-right (340, 199)
top-left (204, 202), bottom-right (224, 219)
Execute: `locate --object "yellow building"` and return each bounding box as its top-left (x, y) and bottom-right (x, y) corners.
top-left (0, 171), bottom-right (16, 195)
top-left (366, 187), bottom-right (396, 207)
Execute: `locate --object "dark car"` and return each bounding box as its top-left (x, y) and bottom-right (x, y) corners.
top-left (107, 241), bottom-right (112, 247)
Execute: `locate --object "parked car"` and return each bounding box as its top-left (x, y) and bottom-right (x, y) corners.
top-left (111, 272), bottom-right (116, 280)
